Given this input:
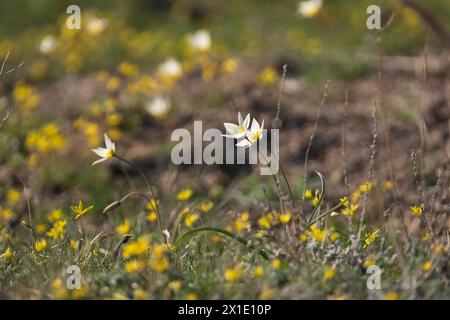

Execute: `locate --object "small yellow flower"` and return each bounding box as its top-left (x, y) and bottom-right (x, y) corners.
top-left (309, 224), bottom-right (328, 243)
top-left (341, 204), bottom-right (358, 217)
top-left (133, 288), bottom-right (147, 300)
top-left (359, 182), bottom-right (374, 193)
top-left (34, 239), bottom-right (47, 252)
top-left (279, 212), bottom-right (292, 224)
top-left (363, 257), bottom-right (376, 269)
top-left (51, 278), bottom-right (68, 299)
top-left (0, 247), bottom-right (14, 261)
top-left (384, 291), bottom-right (399, 300)
top-left (146, 199), bottom-right (159, 211)
top-left (47, 209), bottom-right (63, 222)
top-left (299, 233), bottom-right (308, 242)
top-left (36, 224), bottom-right (47, 234)
top-left (224, 265), bottom-right (242, 282)
top-left (259, 288), bottom-right (277, 300)
top-left (118, 62), bottom-right (139, 77)
top-left (221, 58), bottom-right (238, 74)
top-left (256, 230), bottom-right (265, 238)
top-left (177, 188), bottom-right (193, 201)
top-left (363, 229), bottom-right (379, 249)
top-left (146, 212), bottom-right (158, 223)
top-left (330, 232), bottom-right (340, 242)
top-left (116, 219), bottom-right (131, 236)
top-left (198, 201), bottom-right (213, 213)
top-left (71, 200), bottom-right (94, 220)
top-left (339, 197), bottom-right (349, 207)
top-left (272, 258), bottom-right (282, 270)
top-left (149, 256), bottom-right (170, 273)
top-left (168, 280), bottom-right (182, 292)
top-left (234, 212), bottom-right (251, 232)
top-left (253, 266), bottom-right (264, 278)
top-left (432, 243), bottom-right (443, 255)
top-left (304, 189), bottom-right (313, 200)
top-left (124, 260), bottom-right (145, 273)
top-left (384, 181), bottom-right (394, 191)
top-left (311, 197), bottom-right (319, 207)
top-left (6, 188), bottom-right (21, 205)
top-left (123, 236), bottom-right (149, 258)
top-left (70, 240), bottom-right (79, 251)
top-left (185, 293), bottom-right (198, 300)
top-left (324, 267), bottom-right (336, 281)
top-left (421, 260), bottom-right (432, 272)
top-left (258, 67), bottom-right (277, 85)
top-left (184, 213), bottom-right (199, 227)
top-left (410, 205), bottom-right (423, 218)
top-left (46, 220), bottom-right (67, 240)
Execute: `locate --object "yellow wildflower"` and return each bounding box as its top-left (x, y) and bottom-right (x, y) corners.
top-left (70, 240), bottom-right (79, 251)
top-left (146, 199), bottom-right (159, 211)
top-left (198, 201), bottom-right (213, 213)
top-left (47, 220), bottom-right (67, 240)
top-left (185, 293), bottom-right (198, 300)
top-left (70, 200), bottom-right (94, 220)
top-left (309, 224), bottom-right (328, 243)
top-left (177, 188), bottom-right (193, 201)
top-left (272, 258), bottom-right (282, 270)
top-left (123, 236), bottom-right (149, 258)
top-left (259, 288), bottom-right (277, 300)
top-left (421, 260), bottom-right (432, 272)
top-left (324, 267), bottom-right (336, 281)
top-left (304, 189), bottom-right (313, 200)
top-left (410, 205), bottom-right (423, 218)
top-left (363, 229), bottom-right (379, 249)
top-left (384, 291), bottom-right (399, 300)
top-left (341, 204), bottom-right (358, 217)
top-left (253, 266), bottom-right (264, 278)
top-left (0, 247), bottom-right (14, 261)
top-left (116, 219), bottom-right (131, 236)
top-left (184, 213), bottom-right (199, 227)
top-left (146, 212), bottom-right (157, 223)
top-left (363, 257), bottom-right (376, 269)
top-left (34, 239), bottom-right (47, 252)
top-left (124, 260), bottom-right (145, 273)
top-left (6, 188), bottom-right (21, 205)
top-left (118, 62), bottom-right (139, 77)
top-left (384, 181), bottom-right (394, 191)
top-left (224, 266), bottom-right (242, 282)
top-left (168, 280), bottom-right (182, 292)
top-left (258, 67), bottom-right (277, 85)
top-left (36, 224), bottom-right (47, 234)
top-left (279, 212), bottom-right (292, 224)
top-left (47, 209), bottom-right (63, 222)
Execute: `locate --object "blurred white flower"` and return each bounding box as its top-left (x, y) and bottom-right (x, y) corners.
top-left (223, 112), bottom-right (250, 139)
top-left (298, 0), bottom-right (322, 18)
top-left (39, 35), bottom-right (56, 55)
top-left (236, 118), bottom-right (265, 148)
top-left (92, 134), bottom-right (115, 165)
top-left (188, 29), bottom-right (211, 53)
top-left (146, 97), bottom-right (171, 119)
top-left (158, 58), bottom-right (182, 79)
top-left (86, 17), bottom-right (109, 36)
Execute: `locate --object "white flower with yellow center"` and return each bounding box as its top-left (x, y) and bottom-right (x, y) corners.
top-left (188, 30), bottom-right (211, 53)
top-left (236, 118), bottom-right (265, 148)
top-left (92, 134), bottom-right (115, 165)
top-left (158, 58), bottom-right (182, 79)
top-left (39, 35), bottom-right (56, 55)
top-left (298, 0), bottom-right (322, 18)
top-left (146, 97), bottom-right (171, 119)
top-left (86, 17), bottom-right (109, 36)
top-left (223, 112), bottom-right (251, 139)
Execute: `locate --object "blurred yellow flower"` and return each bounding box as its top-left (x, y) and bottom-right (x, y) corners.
top-left (185, 293), bottom-right (198, 300)
top-left (272, 258), bottom-right (282, 270)
top-left (177, 188), bottom-right (193, 201)
top-left (124, 260), bottom-right (145, 273)
top-left (324, 266), bottom-right (336, 281)
top-left (221, 58), bottom-right (238, 74)
top-left (198, 201), bottom-right (213, 213)
top-left (184, 213), bottom-right (199, 227)
top-left (47, 220), bottom-right (67, 240)
top-left (47, 209), bottom-right (63, 223)
top-left (279, 212), bottom-right (292, 224)
top-left (253, 266), bottom-right (264, 278)
top-left (118, 62), bottom-right (139, 77)
top-left (6, 188), bottom-right (21, 205)
top-left (123, 236), bottom-right (149, 258)
top-left (146, 212), bottom-right (158, 223)
top-left (304, 189), bottom-right (313, 200)
top-left (298, 0), bottom-right (322, 18)
top-left (384, 291), bottom-right (399, 300)
top-left (224, 265), bottom-right (242, 282)
top-left (309, 224), bottom-right (328, 243)
top-left (34, 239), bottom-right (47, 252)
top-left (421, 260), bottom-right (432, 272)
top-left (410, 205), bottom-right (423, 218)
top-left (13, 82), bottom-right (41, 111)
top-left (258, 67), bottom-right (277, 85)
top-left (0, 247), bottom-right (13, 261)
top-left (116, 219), bottom-right (131, 236)
top-left (70, 240), bottom-right (79, 251)
top-left (363, 229), bottom-right (379, 249)
top-left (341, 204), bottom-right (358, 217)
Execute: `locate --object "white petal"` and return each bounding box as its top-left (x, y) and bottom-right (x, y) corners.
top-left (92, 148), bottom-right (108, 158)
top-left (233, 131), bottom-right (247, 139)
top-left (236, 139), bottom-right (252, 148)
top-left (260, 119), bottom-right (264, 131)
top-left (238, 112), bottom-right (243, 126)
top-left (250, 118), bottom-right (260, 132)
top-left (92, 158), bottom-right (108, 166)
top-left (104, 134), bottom-right (113, 149)
top-left (223, 122), bottom-right (239, 135)
top-left (243, 114), bottom-right (251, 129)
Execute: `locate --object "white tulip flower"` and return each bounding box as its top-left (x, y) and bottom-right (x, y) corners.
top-left (146, 97), bottom-right (171, 119)
top-left (298, 0), bottom-right (322, 18)
top-left (223, 112), bottom-right (251, 139)
top-left (188, 29), bottom-right (211, 53)
top-left (158, 58), bottom-right (182, 79)
top-left (39, 35), bottom-right (56, 55)
top-left (236, 118), bottom-right (265, 148)
top-left (92, 134), bottom-right (116, 165)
